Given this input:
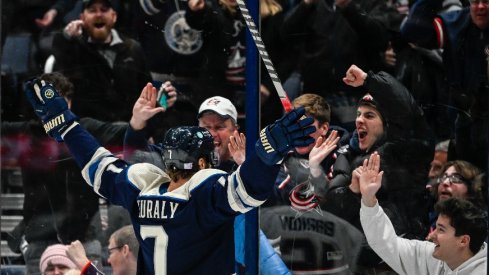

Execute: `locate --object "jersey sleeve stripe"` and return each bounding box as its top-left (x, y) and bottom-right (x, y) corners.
top-left (227, 174), bottom-right (252, 213)
top-left (82, 147), bottom-right (112, 184)
top-left (93, 157), bottom-right (122, 196)
top-left (235, 167), bottom-right (265, 207)
top-left (81, 147), bottom-right (120, 197)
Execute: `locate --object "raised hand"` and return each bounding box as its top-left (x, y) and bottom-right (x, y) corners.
top-left (66, 240), bottom-right (90, 270)
top-left (188, 0), bottom-right (205, 11)
top-left (228, 130), bottom-right (246, 165)
top-left (130, 83), bottom-right (165, 130)
top-left (343, 64), bottom-right (368, 87)
top-left (309, 130), bottom-right (339, 178)
top-left (35, 9), bottom-right (57, 28)
top-left (359, 152), bottom-right (383, 206)
top-left (64, 20), bottom-right (84, 37)
top-left (256, 107), bottom-right (315, 165)
top-left (24, 79), bottom-right (77, 142)
top-left (160, 81), bottom-right (178, 109)
top-left (349, 166), bottom-right (363, 194)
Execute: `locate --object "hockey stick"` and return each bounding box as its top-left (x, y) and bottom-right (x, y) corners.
top-left (237, 0), bottom-right (323, 213)
top-left (235, 0), bottom-right (293, 112)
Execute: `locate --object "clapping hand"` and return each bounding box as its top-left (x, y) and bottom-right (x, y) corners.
top-left (229, 131), bottom-right (246, 165)
top-left (309, 130), bottom-right (339, 178)
top-left (359, 152), bottom-right (383, 207)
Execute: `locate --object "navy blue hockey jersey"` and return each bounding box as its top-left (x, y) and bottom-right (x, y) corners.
top-left (63, 124), bottom-right (279, 275)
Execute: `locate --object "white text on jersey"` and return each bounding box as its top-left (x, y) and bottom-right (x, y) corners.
top-left (137, 199), bottom-right (179, 219)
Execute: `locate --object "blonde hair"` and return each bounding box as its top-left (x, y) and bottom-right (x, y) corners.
top-left (260, 0), bottom-right (282, 17)
top-left (293, 93), bottom-right (331, 125)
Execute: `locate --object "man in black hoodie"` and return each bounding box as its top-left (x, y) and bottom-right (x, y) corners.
top-left (316, 64), bottom-right (435, 272)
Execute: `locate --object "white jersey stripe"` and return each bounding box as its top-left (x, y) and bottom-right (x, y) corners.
top-left (92, 156), bottom-right (121, 196)
top-left (227, 173), bottom-right (251, 213)
top-left (235, 168), bottom-right (265, 207)
top-left (81, 147), bottom-right (112, 186)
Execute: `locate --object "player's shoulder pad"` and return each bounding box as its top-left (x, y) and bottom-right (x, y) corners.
top-left (128, 163), bottom-right (170, 192)
top-left (187, 168), bottom-right (228, 192)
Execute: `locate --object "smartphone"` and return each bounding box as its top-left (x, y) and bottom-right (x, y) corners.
top-left (157, 84), bottom-right (168, 109)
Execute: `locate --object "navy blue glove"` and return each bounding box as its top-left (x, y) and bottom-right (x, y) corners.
top-left (256, 107), bottom-right (315, 165)
top-left (24, 79), bottom-right (78, 142)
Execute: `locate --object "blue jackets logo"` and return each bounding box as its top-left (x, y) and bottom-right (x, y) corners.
top-left (164, 11), bottom-right (203, 55)
top-left (44, 89), bottom-right (55, 99)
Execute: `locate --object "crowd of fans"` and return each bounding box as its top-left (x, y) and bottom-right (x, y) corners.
top-left (1, 0), bottom-right (487, 274)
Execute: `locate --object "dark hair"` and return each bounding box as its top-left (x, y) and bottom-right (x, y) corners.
top-left (39, 72), bottom-right (74, 101)
top-left (435, 198), bottom-right (487, 254)
top-left (166, 157), bottom-right (212, 182)
top-left (432, 160), bottom-right (484, 207)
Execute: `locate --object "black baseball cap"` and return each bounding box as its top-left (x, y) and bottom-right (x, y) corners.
top-left (83, 0), bottom-right (113, 9)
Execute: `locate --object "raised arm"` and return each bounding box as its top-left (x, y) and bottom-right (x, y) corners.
top-left (124, 82), bottom-right (176, 160)
top-left (23, 79), bottom-right (147, 208)
top-left (358, 152), bottom-right (383, 206)
top-left (400, 0), bottom-right (443, 49)
top-left (343, 64), bottom-right (425, 129)
top-left (359, 153), bottom-right (434, 275)
top-left (67, 240), bottom-right (105, 275)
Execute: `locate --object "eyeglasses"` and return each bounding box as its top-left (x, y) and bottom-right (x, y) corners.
top-left (470, 0), bottom-right (489, 5)
top-left (108, 246), bottom-right (123, 254)
top-left (436, 174), bottom-right (469, 185)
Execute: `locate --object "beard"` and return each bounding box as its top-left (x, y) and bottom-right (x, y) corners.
top-left (86, 23), bottom-right (114, 43)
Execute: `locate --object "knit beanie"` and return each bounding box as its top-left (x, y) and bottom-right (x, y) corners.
top-left (358, 93), bottom-right (385, 124)
top-left (39, 244), bottom-right (77, 273)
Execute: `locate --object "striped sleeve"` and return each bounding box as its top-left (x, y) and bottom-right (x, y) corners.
top-left (226, 167), bottom-right (266, 213)
top-left (81, 147), bottom-right (123, 197)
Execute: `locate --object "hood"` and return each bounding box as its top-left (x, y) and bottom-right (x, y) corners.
top-left (441, 242), bottom-right (487, 274)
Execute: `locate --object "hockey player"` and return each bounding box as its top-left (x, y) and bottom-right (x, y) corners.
top-left (23, 79), bottom-right (315, 274)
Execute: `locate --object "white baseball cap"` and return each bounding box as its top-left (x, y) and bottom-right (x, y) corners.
top-left (198, 96), bottom-right (238, 122)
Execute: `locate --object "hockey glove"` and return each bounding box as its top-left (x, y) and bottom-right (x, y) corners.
top-left (256, 107), bottom-right (315, 165)
top-left (24, 79), bottom-right (78, 142)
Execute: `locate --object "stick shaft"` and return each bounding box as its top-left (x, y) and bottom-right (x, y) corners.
top-left (236, 0), bottom-right (293, 112)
